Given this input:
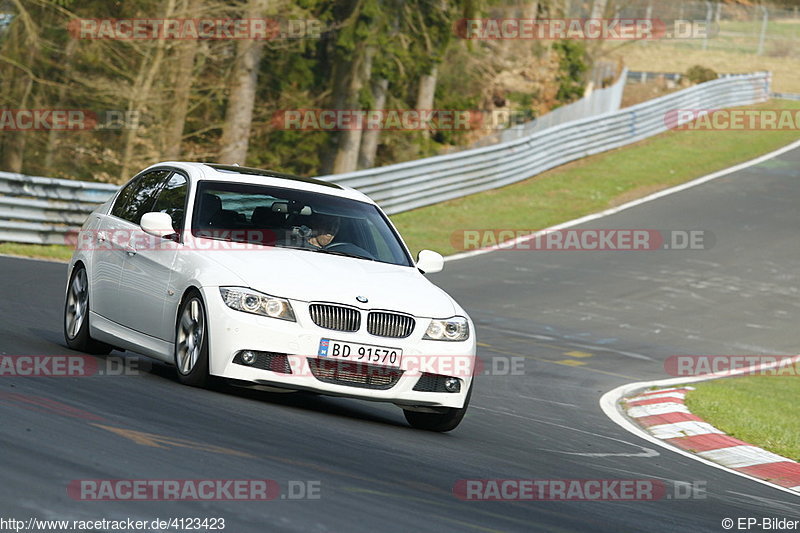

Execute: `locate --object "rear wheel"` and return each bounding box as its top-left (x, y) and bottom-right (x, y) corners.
top-left (63, 265), bottom-right (112, 355)
top-left (175, 292), bottom-right (210, 387)
top-left (403, 384), bottom-right (472, 432)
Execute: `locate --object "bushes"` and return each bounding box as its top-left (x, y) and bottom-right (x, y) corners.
top-left (685, 65), bottom-right (718, 84)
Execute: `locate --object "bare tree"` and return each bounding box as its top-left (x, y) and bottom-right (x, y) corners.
top-left (415, 65), bottom-right (437, 140)
top-left (163, 0), bottom-right (201, 160)
top-left (357, 76), bottom-right (387, 169)
top-left (590, 0), bottom-right (608, 19)
top-left (328, 44), bottom-right (374, 174)
top-left (119, 0), bottom-right (176, 180)
top-left (218, 0), bottom-right (269, 164)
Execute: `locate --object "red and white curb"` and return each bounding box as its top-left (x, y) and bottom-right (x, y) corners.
top-left (600, 354), bottom-right (800, 497)
top-left (625, 387), bottom-right (800, 493)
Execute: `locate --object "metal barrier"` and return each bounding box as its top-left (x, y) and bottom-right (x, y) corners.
top-left (0, 71), bottom-right (771, 244)
top-left (471, 68), bottom-right (628, 148)
top-left (0, 173), bottom-right (117, 244)
top-left (773, 92), bottom-right (800, 101)
top-left (627, 71), bottom-right (684, 84)
top-left (323, 71), bottom-right (770, 214)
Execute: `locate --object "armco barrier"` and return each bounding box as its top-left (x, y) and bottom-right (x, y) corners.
top-left (322, 71), bottom-right (770, 214)
top-left (0, 173), bottom-right (117, 244)
top-left (0, 71), bottom-right (771, 244)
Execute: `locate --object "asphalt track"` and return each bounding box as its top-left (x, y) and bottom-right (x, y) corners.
top-left (2, 147), bottom-right (800, 532)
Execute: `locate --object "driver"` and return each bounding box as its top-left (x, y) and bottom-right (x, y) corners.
top-left (306, 213), bottom-right (340, 248)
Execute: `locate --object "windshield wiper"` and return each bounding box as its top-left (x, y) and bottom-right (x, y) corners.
top-left (274, 243), bottom-right (376, 261)
top-left (309, 248), bottom-right (376, 261)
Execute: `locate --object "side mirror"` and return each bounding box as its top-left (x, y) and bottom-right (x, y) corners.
top-left (416, 250), bottom-right (444, 274)
top-left (140, 212), bottom-right (177, 240)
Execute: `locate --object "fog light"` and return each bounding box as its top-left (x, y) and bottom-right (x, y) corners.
top-left (444, 377), bottom-right (461, 393)
top-left (241, 350), bottom-right (257, 365)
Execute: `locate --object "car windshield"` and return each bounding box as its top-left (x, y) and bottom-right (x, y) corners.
top-left (191, 180), bottom-right (413, 267)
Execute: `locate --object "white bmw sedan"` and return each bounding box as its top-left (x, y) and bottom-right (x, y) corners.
top-left (64, 162), bottom-right (476, 431)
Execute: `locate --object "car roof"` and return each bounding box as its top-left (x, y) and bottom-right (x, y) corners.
top-left (143, 161), bottom-right (375, 204)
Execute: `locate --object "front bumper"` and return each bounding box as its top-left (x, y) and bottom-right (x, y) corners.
top-left (203, 288), bottom-right (476, 409)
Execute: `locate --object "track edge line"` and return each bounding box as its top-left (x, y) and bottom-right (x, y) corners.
top-left (599, 355), bottom-right (800, 498)
top-left (446, 138), bottom-right (800, 262)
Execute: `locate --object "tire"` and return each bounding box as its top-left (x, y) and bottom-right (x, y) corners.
top-left (403, 384), bottom-right (473, 432)
top-left (64, 265), bottom-right (113, 355)
top-left (174, 291), bottom-right (210, 387)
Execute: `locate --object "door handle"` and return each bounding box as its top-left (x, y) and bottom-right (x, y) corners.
top-left (97, 231), bottom-right (108, 242)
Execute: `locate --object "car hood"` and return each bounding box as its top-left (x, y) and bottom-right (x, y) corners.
top-left (200, 244), bottom-right (458, 317)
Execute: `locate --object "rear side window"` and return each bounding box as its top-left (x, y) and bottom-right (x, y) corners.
top-left (111, 169), bottom-right (172, 224)
top-left (152, 173), bottom-right (188, 231)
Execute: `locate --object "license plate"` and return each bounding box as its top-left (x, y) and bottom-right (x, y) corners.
top-left (318, 338), bottom-right (402, 368)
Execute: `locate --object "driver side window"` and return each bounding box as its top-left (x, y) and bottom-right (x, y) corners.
top-left (110, 169), bottom-right (172, 224)
top-left (152, 172), bottom-right (188, 231)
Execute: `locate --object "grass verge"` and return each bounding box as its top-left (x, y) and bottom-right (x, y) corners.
top-left (685, 376), bottom-right (800, 462)
top-left (607, 40), bottom-right (800, 93)
top-left (391, 100), bottom-right (800, 256)
top-left (0, 242), bottom-right (72, 262)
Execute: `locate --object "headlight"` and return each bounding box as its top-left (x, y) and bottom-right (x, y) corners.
top-left (219, 287), bottom-right (296, 321)
top-left (423, 316), bottom-right (469, 341)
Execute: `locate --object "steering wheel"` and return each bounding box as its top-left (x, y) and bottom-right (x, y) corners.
top-left (324, 242), bottom-right (377, 260)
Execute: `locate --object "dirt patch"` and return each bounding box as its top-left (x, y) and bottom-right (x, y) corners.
top-left (622, 79), bottom-right (685, 108)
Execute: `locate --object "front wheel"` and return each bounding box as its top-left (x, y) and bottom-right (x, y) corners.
top-left (175, 292), bottom-right (210, 387)
top-left (403, 384), bottom-right (473, 432)
top-left (64, 265), bottom-right (112, 355)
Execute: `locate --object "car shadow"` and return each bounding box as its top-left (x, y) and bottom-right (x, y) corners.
top-left (127, 350), bottom-right (409, 429)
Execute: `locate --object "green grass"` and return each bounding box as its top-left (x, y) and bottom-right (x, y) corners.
top-left (608, 40), bottom-right (800, 93)
top-left (685, 376), bottom-right (800, 461)
top-left (720, 20), bottom-right (800, 40)
top-left (391, 99), bottom-right (800, 256)
top-left (0, 242), bottom-right (72, 262)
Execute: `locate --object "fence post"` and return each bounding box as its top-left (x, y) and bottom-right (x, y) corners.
top-left (644, 1), bottom-right (653, 47)
top-left (757, 6), bottom-right (768, 56)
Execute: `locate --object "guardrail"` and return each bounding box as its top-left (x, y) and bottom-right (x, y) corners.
top-left (323, 71), bottom-right (770, 214)
top-left (627, 71), bottom-right (683, 84)
top-left (773, 92), bottom-right (800, 101)
top-left (0, 71), bottom-right (771, 244)
top-left (471, 68), bottom-right (627, 148)
top-left (0, 172), bottom-right (117, 244)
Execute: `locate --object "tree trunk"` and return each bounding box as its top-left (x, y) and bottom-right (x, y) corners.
top-left (415, 65), bottom-right (438, 140)
top-left (590, 0), bottom-right (608, 19)
top-left (119, 0), bottom-right (175, 181)
top-left (44, 38), bottom-right (78, 171)
top-left (332, 47), bottom-right (375, 174)
top-left (1, 49), bottom-right (35, 173)
top-left (357, 77), bottom-right (388, 169)
top-left (218, 0), bottom-right (268, 165)
top-left (163, 0), bottom-right (200, 160)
